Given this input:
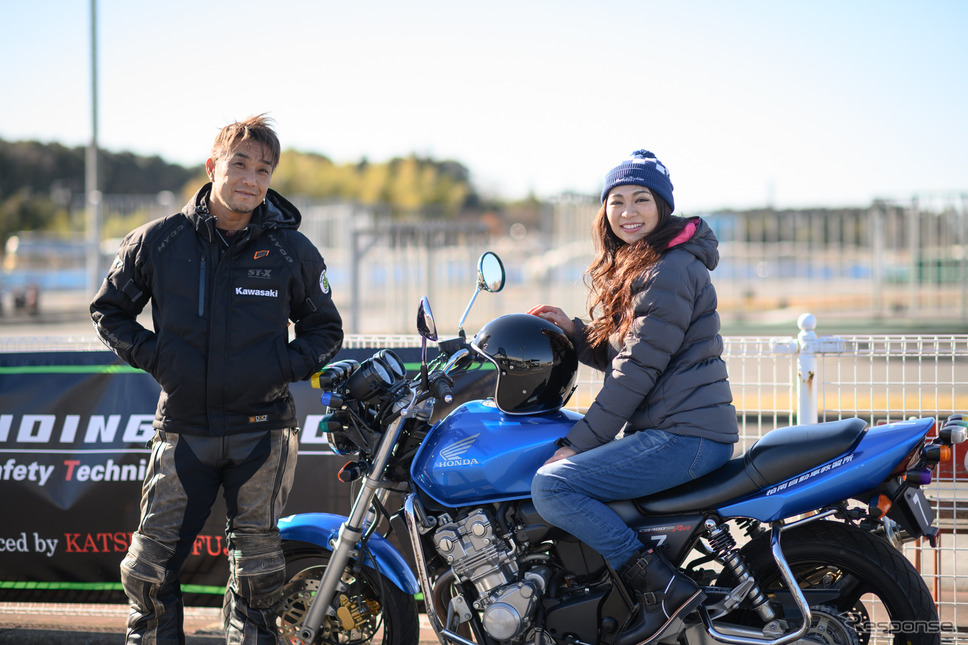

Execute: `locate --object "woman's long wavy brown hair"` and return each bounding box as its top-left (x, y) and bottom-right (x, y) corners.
top-left (584, 191), bottom-right (687, 348)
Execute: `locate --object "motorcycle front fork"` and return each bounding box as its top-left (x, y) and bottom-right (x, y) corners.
top-left (296, 417), bottom-right (406, 644)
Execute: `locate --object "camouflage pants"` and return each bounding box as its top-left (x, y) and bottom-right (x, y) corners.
top-left (120, 428), bottom-right (299, 645)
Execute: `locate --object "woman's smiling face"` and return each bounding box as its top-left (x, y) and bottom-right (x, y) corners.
top-left (605, 185), bottom-right (660, 244)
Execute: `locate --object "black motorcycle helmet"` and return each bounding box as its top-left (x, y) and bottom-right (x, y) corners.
top-left (470, 313), bottom-right (579, 415)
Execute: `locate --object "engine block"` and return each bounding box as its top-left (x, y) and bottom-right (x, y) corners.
top-left (432, 509), bottom-right (518, 597)
top-left (432, 509), bottom-right (553, 642)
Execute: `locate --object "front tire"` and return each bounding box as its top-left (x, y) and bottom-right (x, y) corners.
top-left (720, 520), bottom-right (940, 645)
top-left (278, 545), bottom-right (420, 645)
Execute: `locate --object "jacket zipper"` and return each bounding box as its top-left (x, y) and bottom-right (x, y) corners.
top-left (198, 255), bottom-right (207, 316)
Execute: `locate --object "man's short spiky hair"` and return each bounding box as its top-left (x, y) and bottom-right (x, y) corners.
top-left (210, 114), bottom-right (281, 169)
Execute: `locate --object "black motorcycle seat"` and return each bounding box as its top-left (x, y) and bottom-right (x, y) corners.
top-left (634, 417), bottom-right (869, 514)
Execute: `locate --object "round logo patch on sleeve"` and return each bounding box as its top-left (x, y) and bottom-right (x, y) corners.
top-left (319, 270), bottom-right (330, 295)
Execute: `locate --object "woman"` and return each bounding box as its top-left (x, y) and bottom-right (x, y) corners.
top-left (528, 149), bottom-right (738, 645)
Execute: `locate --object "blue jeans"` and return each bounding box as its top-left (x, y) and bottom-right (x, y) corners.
top-left (531, 429), bottom-right (734, 568)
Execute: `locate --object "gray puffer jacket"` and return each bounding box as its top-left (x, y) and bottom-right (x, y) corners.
top-left (563, 217), bottom-right (738, 452)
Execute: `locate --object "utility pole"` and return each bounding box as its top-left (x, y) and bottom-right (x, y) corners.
top-left (85, 0), bottom-right (102, 295)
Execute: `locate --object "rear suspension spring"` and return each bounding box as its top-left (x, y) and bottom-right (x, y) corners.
top-left (705, 520), bottom-right (775, 622)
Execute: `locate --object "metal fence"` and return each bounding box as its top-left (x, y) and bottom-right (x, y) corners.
top-left (536, 193), bottom-right (968, 332)
top-left (324, 192), bottom-right (968, 334)
top-left (41, 190), bottom-right (966, 335)
top-left (781, 325), bottom-right (968, 637)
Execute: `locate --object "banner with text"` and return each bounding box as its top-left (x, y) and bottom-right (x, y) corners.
top-left (0, 346), bottom-right (493, 606)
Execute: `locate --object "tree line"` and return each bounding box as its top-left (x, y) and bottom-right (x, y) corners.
top-left (0, 137), bottom-right (493, 245)
top-left (4, 137), bottom-right (887, 253)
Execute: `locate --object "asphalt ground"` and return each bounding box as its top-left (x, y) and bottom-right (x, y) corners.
top-left (3, 600), bottom-right (966, 644)
top-left (0, 603), bottom-right (222, 644)
top-left (0, 603), bottom-right (441, 644)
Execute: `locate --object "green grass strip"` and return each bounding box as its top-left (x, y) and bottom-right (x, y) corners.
top-left (0, 365), bottom-right (143, 375)
top-left (402, 362), bottom-right (494, 372)
top-left (0, 361), bottom-right (494, 376)
top-left (0, 581), bottom-right (224, 594)
top-left (0, 580), bottom-right (424, 602)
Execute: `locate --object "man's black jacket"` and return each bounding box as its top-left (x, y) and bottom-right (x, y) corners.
top-left (90, 184), bottom-right (343, 436)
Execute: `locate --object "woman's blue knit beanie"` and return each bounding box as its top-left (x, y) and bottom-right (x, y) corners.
top-left (600, 149), bottom-right (674, 212)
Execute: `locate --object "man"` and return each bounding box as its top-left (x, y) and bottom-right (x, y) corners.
top-left (91, 114), bottom-right (343, 644)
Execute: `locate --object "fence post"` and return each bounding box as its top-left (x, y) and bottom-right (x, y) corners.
top-left (796, 313), bottom-right (819, 425)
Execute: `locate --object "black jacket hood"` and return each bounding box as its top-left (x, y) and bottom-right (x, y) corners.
top-left (181, 183), bottom-right (302, 242)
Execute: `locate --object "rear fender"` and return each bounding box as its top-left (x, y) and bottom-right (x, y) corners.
top-left (278, 512), bottom-right (420, 594)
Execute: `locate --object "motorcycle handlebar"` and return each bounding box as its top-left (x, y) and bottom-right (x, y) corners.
top-left (311, 359), bottom-right (361, 389)
top-left (429, 371), bottom-right (454, 404)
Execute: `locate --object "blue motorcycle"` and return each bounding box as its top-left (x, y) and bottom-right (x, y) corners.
top-left (277, 252), bottom-right (963, 645)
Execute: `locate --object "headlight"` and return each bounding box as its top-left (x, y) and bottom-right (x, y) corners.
top-left (346, 357), bottom-right (395, 402)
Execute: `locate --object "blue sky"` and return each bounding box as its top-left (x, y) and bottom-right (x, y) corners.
top-left (2, 1), bottom-right (965, 212)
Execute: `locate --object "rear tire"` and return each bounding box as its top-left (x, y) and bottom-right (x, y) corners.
top-left (278, 545), bottom-right (420, 645)
top-left (719, 520), bottom-right (940, 645)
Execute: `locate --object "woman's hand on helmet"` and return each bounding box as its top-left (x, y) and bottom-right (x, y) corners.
top-left (527, 305), bottom-right (575, 336)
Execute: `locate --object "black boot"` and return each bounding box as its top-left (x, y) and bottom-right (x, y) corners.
top-left (613, 548), bottom-right (705, 645)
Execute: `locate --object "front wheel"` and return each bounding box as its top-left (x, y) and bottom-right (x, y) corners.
top-left (278, 545), bottom-right (420, 645)
top-left (720, 520), bottom-right (941, 645)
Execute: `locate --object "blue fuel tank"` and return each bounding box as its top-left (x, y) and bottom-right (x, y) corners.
top-left (411, 400), bottom-right (583, 507)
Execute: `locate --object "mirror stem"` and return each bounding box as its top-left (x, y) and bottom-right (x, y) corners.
top-left (457, 287), bottom-right (482, 338)
top-left (420, 337), bottom-right (430, 390)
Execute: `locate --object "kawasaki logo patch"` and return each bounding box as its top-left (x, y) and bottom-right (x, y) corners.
top-left (235, 287), bottom-right (279, 297)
